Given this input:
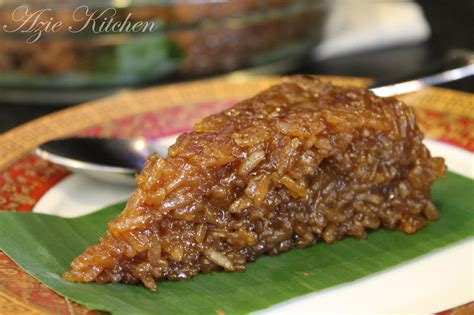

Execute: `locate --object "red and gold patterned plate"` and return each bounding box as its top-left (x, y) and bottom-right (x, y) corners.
top-left (0, 76), bottom-right (472, 314)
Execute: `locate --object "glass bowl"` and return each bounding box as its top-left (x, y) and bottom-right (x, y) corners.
top-left (0, 0), bottom-right (328, 103)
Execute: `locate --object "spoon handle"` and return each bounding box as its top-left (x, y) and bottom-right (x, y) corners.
top-left (369, 63), bottom-right (474, 97)
top-left (369, 49), bottom-right (474, 97)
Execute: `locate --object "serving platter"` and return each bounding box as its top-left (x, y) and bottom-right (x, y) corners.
top-left (0, 75), bottom-right (472, 314)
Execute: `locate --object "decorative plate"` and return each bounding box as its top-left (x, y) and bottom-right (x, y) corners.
top-left (0, 76), bottom-right (472, 314)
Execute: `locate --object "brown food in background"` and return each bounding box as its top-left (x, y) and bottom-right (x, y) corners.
top-left (173, 6), bottom-right (324, 75)
top-left (64, 76), bottom-right (446, 290)
top-left (0, 0), bottom-right (325, 80)
top-left (0, 40), bottom-right (93, 75)
top-left (168, 0), bottom-right (261, 24)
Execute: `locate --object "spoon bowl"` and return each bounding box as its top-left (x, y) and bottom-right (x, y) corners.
top-left (36, 135), bottom-right (178, 185)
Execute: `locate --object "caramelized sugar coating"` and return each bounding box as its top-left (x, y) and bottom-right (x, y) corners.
top-left (64, 76), bottom-right (445, 290)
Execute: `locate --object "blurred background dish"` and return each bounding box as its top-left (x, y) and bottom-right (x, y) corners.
top-left (0, 0), bottom-right (472, 128)
top-left (0, 0), bottom-right (327, 103)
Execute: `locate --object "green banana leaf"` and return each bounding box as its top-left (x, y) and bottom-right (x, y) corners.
top-left (0, 172), bottom-right (472, 314)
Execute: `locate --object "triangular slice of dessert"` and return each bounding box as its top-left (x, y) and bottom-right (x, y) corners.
top-left (64, 76), bottom-right (445, 290)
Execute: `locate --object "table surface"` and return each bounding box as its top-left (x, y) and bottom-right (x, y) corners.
top-left (0, 0), bottom-right (472, 134)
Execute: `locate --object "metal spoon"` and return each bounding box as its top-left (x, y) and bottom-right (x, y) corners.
top-left (36, 135), bottom-right (178, 185)
top-left (36, 56), bottom-right (473, 185)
